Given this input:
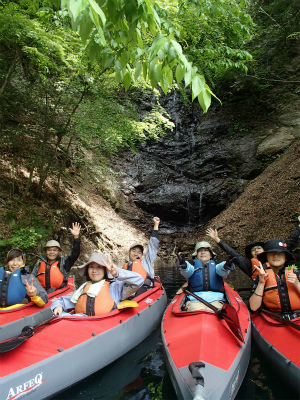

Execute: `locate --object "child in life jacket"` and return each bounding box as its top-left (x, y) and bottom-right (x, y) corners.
top-left (177, 241), bottom-right (235, 311)
top-left (206, 215), bottom-right (300, 279)
top-left (122, 217), bottom-right (160, 295)
top-left (32, 222), bottom-right (81, 293)
top-left (249, 239), bottom-right (300, 317)
top-left (51, 252), bottom-right (144, 316)
top-left (0, 248), bottom-right (48, 307)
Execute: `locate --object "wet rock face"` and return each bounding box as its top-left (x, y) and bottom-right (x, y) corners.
top-left (113, 91), bottom-right (263, 232)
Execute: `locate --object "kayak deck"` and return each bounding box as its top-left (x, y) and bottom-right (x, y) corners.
top-left (162, 283), bottom-right (251, 400)
top-left (0, 277), bottom-right (75, 342)
top-left (1, 281), bottom-right (165, 377)
top-left (251, 311), bottom-right (300, 395)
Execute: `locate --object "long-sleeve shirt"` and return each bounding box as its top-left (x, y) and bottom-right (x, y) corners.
top-left (32, 238), bottom-right (81, 277)
top-left (179, 260), bottom-right (229, 303)
top-left (140, 231), bottom-right (159, 279)
top-left (51, 268), bottom-right (144, 316)
top-left (217, 224), bottom-right (300, 278)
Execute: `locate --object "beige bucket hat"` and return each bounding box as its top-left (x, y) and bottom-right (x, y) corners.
top-left (129, 243), bottom-right (144, 253)
top-left (77, 253), bottom-right (108, 277)
top-left (192, 241), bottom-right (216, 258)
top-left (44, 240), bottom-right (62, 252)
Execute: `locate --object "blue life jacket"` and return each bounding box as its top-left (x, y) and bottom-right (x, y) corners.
top-left (189, 259), bottom-right (224, 293)
top-left (0, 267), bottom-right (27, 306)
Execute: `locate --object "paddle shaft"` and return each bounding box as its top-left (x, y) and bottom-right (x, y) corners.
top-left (183, 288), bottom-right (245, 342)
top-left (183, 289), bottom-right (219, 314)
top-left (260, 308), bottom-right (300, 331)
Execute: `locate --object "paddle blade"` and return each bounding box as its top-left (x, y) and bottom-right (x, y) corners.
top-left (222, 304), bottom-right (244, 342)
top-left (117, 300), bottom-right (139, 309)
top-left (0, 326), bottom-right (34, 353)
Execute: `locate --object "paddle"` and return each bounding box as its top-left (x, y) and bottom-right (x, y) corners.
top-left (0, 315), bottom-right (57, 353)
top-left (183, 289), bottom-right (244, 342)
top-left (0, 300), bottom-right (139, 353)
top-left (260, 308), bottom-right (300, 331)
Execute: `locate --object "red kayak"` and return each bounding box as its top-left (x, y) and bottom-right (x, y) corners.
top-left (0, 276), bottom-right (75, 342)
top-left (0, 280), bottom-right (167, 400)
top-left (251, 310), bottom-right (300, 395)
top-left (161, 283), bottom-right (251, 400)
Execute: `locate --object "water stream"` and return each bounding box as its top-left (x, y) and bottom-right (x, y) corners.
top-left (51, 260), bottom-right (298, 400)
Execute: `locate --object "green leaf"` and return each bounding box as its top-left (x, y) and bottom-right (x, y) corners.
top-left (175, 64), bottom-right (185, 83)
top-left (160, 74), bottom-right (168, 95)
top-left (198, 86), bottom-right (211, 113)
top-left (149, 34), bottom-right (168, 60)
top-left (134, 61), bottom-right (143, 80)
top-left (88, 0), bottom-right (106, 26)
top-left (120, 51), bottom-right (129, 69)
top-left (136, 28), bottom-right (143, 48)
top-left (68, 0), bottom-right (85, 23)
top-left (123, 71), bottom-right (131, 91)
top-left (79, 12), bottom-right (93, 43)
top-left (149, 61), bottom-right (162, 88)
top-left (165, 66), bottom-right (173, 87)
top-left (191, 75), bottom-right (205, 101)
top-left (143, 62), bottom-right (148, 80)
top-left (170, 39), bottom-right (182, 55)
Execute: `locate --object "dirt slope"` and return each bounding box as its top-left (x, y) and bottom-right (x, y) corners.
top-left (175, 140), bottom-right (300, 259)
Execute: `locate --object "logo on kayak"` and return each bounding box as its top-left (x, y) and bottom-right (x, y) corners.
top-left (6, 373), bottom-right (45, 400)
top-left (229, 367), bottom-right (240, 399)
top-left (144, 298), bottom-right (154, 304)
top-left (234, 297), bottom-right (243, 303)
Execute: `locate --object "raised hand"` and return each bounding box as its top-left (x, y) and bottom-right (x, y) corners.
top-left (25, 278), bottom-right (37, 297)
top-left (176, 252), bottom-right (187, 269)
top-left (103, 254), bottom-right (118, 277)
top-left (206, 228), bottom-right (220, 243)
top-left (69, 222), bottom-right (81, 239)
top-left (253, 262), bottom-right (268, 284)
top-left (153, 217), bottom-right (160, 230)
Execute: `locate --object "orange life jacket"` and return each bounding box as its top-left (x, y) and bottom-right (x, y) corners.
top-left (251, 259), bottom-right (270, 279)
top-left (262, 267), bottom-right (300, 312)
top-left (123, 259), bottom-right (147, 280)
top-left (36, 260), bottom-right (65, 290)
top-left (75, 281), bottom-right (116, 316)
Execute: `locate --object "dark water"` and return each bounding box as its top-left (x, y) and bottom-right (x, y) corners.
top-left (51, 261), bottom-right (298, 400)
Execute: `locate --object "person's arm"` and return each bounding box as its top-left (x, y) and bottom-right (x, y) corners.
top-left (104, 256), bottom-right (144, 300)
top-left (61, 222), bottom-right (82, 273)
top-left (110, 268), bottom-right (144, 301)
top-left (215, 261), bottom-right (230, 278)
top-left (22, 273), bottom-right (48, 306)
top-left (249, 264), bottom-right (268, 311)
top-left (206, 228), bottom-right (252, 277)
top-left (51, 294), bottom-right (75, 316)
top-left (178, 260), bottom-right (195, 279)
top-left (285, 215), bottom-right (300, 252)
top-left (141, 217), bottom-right (160, 278)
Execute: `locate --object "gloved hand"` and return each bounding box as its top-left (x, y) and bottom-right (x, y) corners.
top-left (176, 253), bottom-right (187, 269)
top-left (223, 255), bottom-right (236, 271)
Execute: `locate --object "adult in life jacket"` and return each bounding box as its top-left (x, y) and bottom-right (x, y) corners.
top-left (0, 248), bottom-right (48, 307)
top-left (122, 217), bottom-right (160, 296)
top-left (206, 215), bottom-right (300, 279)
top-left (51, 252), bottom-right (144, 317)
top-left (176, 241), bottom-right (235, 312)
top-left (249, 239), bottom-right (300, 317)
top-left (32, 222), bottom-right (81, 293)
